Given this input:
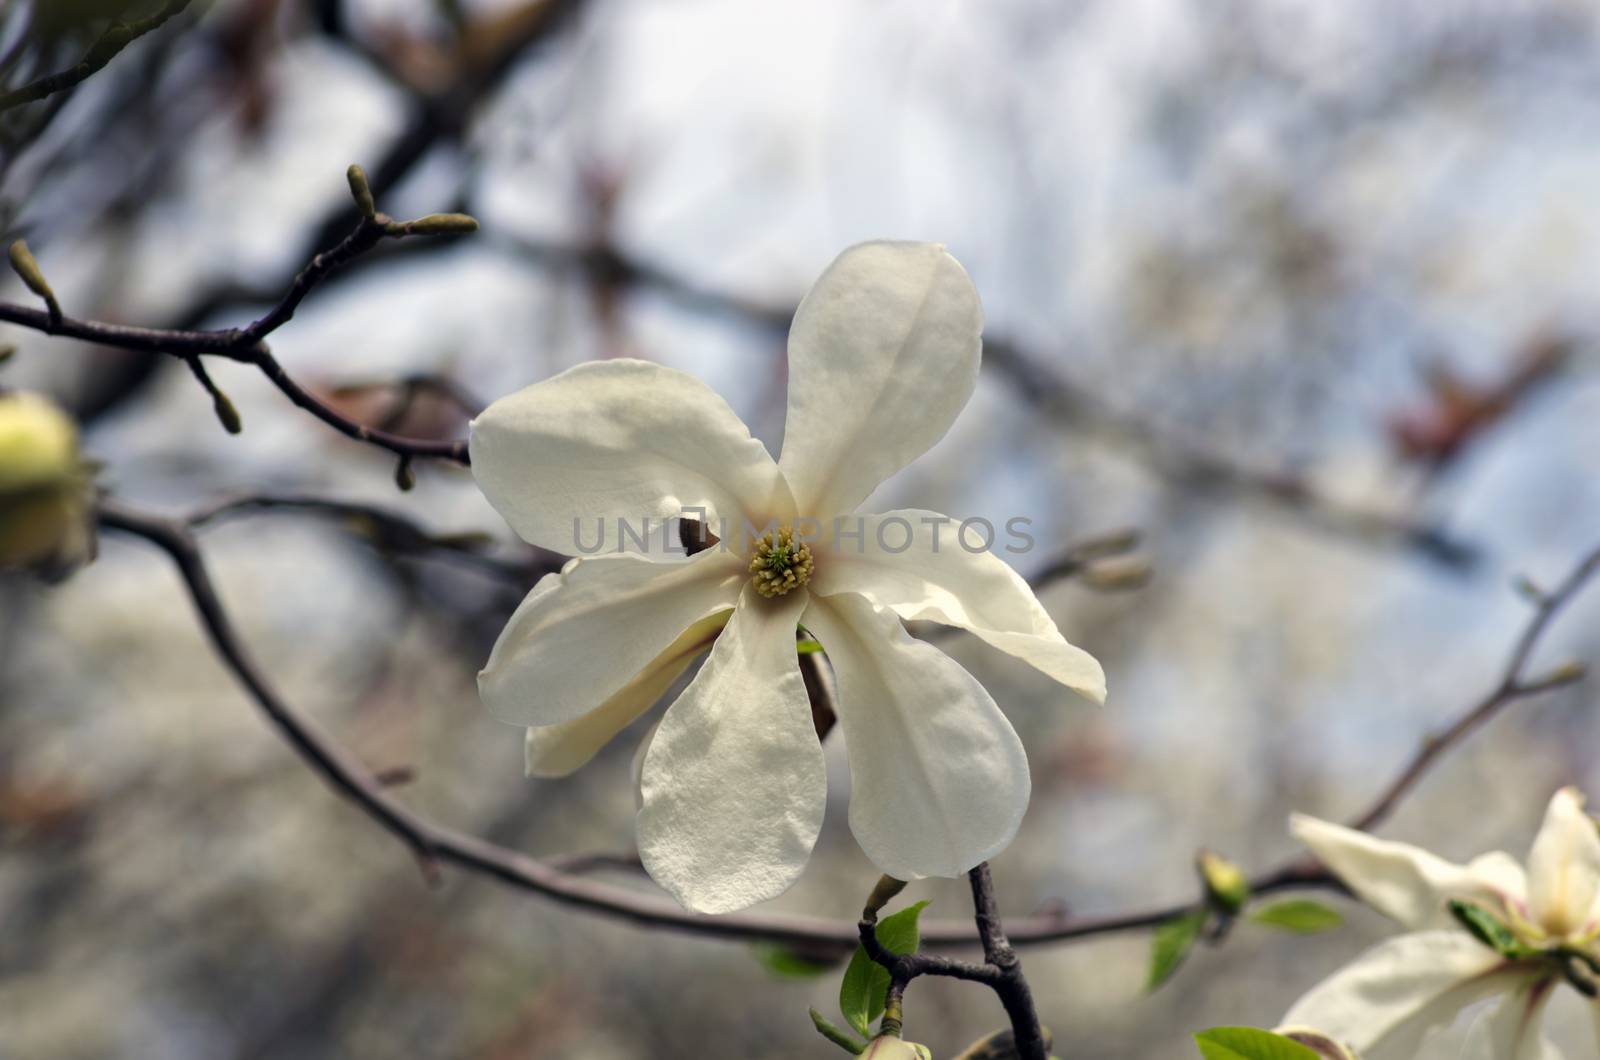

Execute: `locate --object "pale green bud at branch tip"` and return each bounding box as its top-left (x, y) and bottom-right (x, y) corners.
top-left (0, 391), bottom-right (96, 579)
top-left (392, 213), bottom-right (480, 237)
top-left (1080, 557), bottom-right (1153, 592)
top-left (212, 392), bottom-right (242, 435)
top-left (346, 164), bottom-right (376, 219)
top-left (1197, 849), bottom-right (1249, 915)
top-left (1542, 660), bottom-right (1586, 685)
top-left (8, 239), bottom-right (61, 319)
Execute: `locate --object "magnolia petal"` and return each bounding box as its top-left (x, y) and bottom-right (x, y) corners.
top-left (779, 242), bottom-right (982, 518)
top-left (1525, 787), bottom-right (1600, 940)
top-left (1280, 931), bottom-right (1516, 1060)
top-left (480, 550), bottom-right (744, 727)
top-left (629, 720), bottom-right (660, 810)
top-left (802, 591), bottom-right (1029, 881)
top-left (524, 612), bottom-right (730, 777)
top-left (1292, 814), bottom-right (1524, 930)
top-left (636, 587), bottom-right (824, 914)
top-left (1462, 979), bottom-right (1561, 1060)
top-left (471, 359), bottom-right (794, 555)
top-left (810, 509), bottom-right (1105, 702)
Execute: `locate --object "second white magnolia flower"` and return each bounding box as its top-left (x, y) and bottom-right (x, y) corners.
top-left (1281, 787), bottom-right (1600, 1059)
top-left (469, 242), bottom-right (1105, 914)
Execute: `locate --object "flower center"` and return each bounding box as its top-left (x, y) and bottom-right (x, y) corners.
top-left (748, 527), bottom-right (814, 598)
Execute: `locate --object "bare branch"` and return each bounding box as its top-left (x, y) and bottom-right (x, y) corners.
top-left (89, 500), bottom-right (1595, 957)
top-left (0, 0), bottom-right (194, 114)
top-left (0, 211), bottom-right (472, 465)
top-left (857, 866), bottom-right (1048, 1058)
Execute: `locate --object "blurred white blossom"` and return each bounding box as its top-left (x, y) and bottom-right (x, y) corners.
top-left (1280, 787), bottom-right (1600, 1059)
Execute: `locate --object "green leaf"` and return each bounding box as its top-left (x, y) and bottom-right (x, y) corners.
top-left (839, 900), bottom-right (929, 1038)
top-left (1448, 899), bottom-right (1529, 957)
top-left (1249, 899), bottom-right (1344, 935)
top-left (752, 941), bottom-right (838, 979)
top-left (1193, 1027), bottom-right (1322, 1060)
top-left (1146, 909), bottom-right (1206, 992)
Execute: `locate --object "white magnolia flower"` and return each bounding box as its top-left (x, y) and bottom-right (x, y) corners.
top-left (469, 241), bottom-right (1105, 913)
top-left (1279, 787), bottom-right (1600, 1060)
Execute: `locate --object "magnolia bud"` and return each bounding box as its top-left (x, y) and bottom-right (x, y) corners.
top-left (0, 391), bottom-right (95, 579)
top-left (861, 1036), bottom-right (933, 1060)
top-left (403, 212), bottom-right (479, 236)
top-left (1197, 849), bottom-right (1249, 915)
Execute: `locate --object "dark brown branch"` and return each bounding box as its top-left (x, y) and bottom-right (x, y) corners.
top-left (186, 493), bottom-right (545, 584)
top-left (0, 0), bottom-right (194, 113)
top-left (967, 864), bottom-right (1048, 1060)
top-left (90, 500), bottom-right (1593, 956)
top-left (0, 214), bottom-right (471, 465)
top-left (857, 866), bottom-right (1048, 1059)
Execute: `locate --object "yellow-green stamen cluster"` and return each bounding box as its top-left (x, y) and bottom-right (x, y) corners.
top-left (748, 527), bottom-right (814, 597)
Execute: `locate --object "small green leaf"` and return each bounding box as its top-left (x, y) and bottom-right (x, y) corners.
top-left (752, 941), bottom-right (837, 979)
top-left (839, 900), bottom-right (929, 1039)
top-left (1147, 909), bottom-right (1206, 992)
top-left (797, 638), bottom-right (825, 654)
top-left (1194, 1027), bottom-right (1322, 1060)
top-left (1448, 899), bottom-right (1528, 957)
top-left (1249, 899), bottom-right (1343, 935)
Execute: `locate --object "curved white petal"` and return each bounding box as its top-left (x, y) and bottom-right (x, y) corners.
top-left (810, 509), bottom-right (1105, 702)
top-left (1292, 814), bottom-right (1525, 930)
top-left (1525, 787), bottom-right (1600, 940)
top-left (779, 242), bottom-right (982, 518)
top-left (1463, 979), bottom-right (1561, 1060)
top-left (471, 359), bottom-right (794, 555)
top-left (524, 612), bottom-right (730, 777)
top-left (480, 550), bottom-right (743, 727)
top-left (801, 591), bottom-right (1029, 880)
top-left (636, 587), bottom-right (824, 913)
top-left (629, 720), bottom-right (660, 810)
top-left (1281, 931), bottom-right (1518, 1060)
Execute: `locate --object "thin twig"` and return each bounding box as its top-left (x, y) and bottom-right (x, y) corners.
top-left (90, 501), bottom-right (1594, 955)
top-left (1348, 550), bottom-right (1600, 832)
top-left (186, 492), bottom-right (545, 584)
top-left (0, 0), bottom-right (194, 113)
top-left (0, 214), bottom-right (470, 464)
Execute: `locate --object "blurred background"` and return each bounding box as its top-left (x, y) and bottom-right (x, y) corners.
top-left (3, 0), bottom-right (1600, 1056)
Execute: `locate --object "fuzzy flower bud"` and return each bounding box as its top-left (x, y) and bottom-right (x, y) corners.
top-left (861, 1036), bottom-right (933, 1060)
top-left (0, 391), bottom-right (95, 579)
